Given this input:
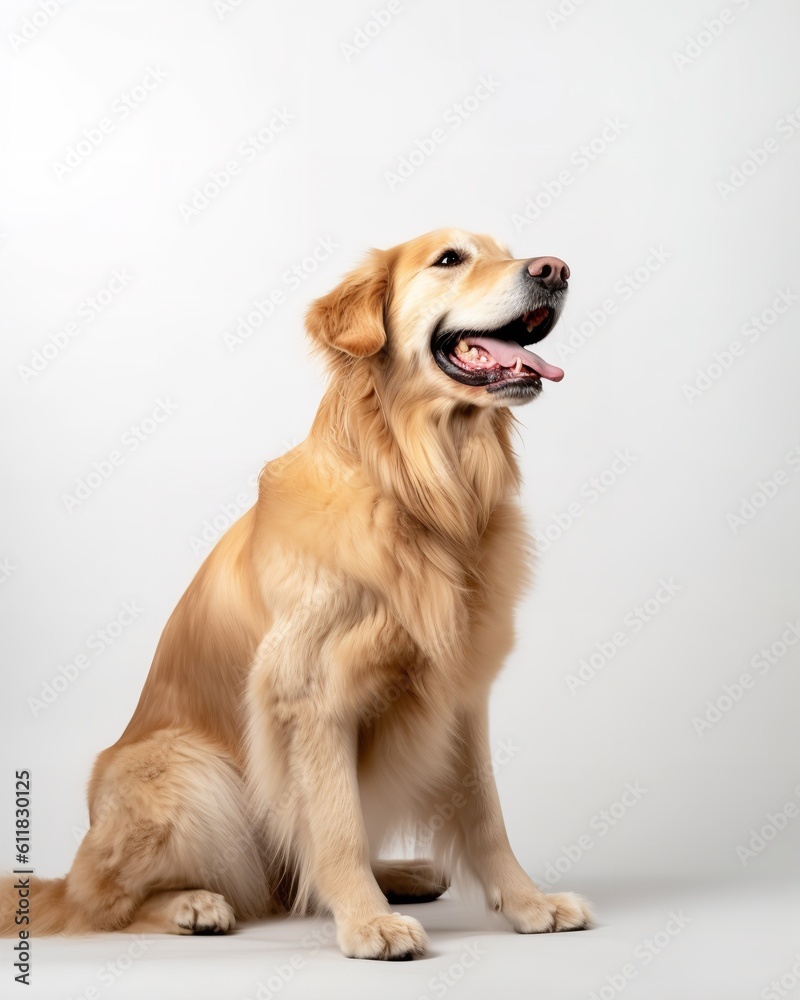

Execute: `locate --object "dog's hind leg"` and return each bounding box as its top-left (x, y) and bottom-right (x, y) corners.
top-left (372, 860), bottom-right (449, 904)
top-left (63, 730), bottom-right (269, 934)
top-left (124, 889), bottom-right (236, 934)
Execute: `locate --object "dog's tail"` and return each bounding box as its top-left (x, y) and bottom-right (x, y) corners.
top-left (0, 875), bottom-right (69, 936)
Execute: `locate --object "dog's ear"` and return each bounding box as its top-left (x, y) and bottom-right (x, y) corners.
top-left (306, 249), bottom-right (389, 357)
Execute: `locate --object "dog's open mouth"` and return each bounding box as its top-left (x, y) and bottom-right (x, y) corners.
top-left (432, 307), bottom-right (564, 394)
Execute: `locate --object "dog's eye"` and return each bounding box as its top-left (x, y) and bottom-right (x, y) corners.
top-left (433, 250), bottom-right (463, 267)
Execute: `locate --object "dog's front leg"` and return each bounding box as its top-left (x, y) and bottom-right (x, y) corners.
top-left (283, 704), bottom-right (428, 959)
top-left (455, 707), bottom-right (593, 933)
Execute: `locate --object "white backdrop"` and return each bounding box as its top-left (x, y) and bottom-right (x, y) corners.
top-left (1, 1), bottom-right (799, 998)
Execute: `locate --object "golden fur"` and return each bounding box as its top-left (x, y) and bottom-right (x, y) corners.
top-left (1, 228), bottom-right (591, 958)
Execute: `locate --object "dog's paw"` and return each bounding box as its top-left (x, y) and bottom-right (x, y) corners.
top-left (504, 890), bottom-right (593, 933)
top-left (171, 890), bottom-right (236, 935)
top-left (338, 912), bottom-right (428, 960)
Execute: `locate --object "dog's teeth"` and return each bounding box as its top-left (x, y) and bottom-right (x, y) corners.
top-left (455, 339), bottom-right (469, 354)
top-left (514, 358), bottom-right (523, 373)
top-left (526, 320), bottom-right (536, 333)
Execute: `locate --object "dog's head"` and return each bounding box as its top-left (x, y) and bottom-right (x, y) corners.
top-left (306, 228), bottom-right (568, 409)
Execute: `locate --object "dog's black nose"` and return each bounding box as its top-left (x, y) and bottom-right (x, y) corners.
top-left (527, 256), bottom-right (570, 290)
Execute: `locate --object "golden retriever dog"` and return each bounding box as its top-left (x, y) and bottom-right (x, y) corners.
top-left (2, 228), bottom-right (592, 959)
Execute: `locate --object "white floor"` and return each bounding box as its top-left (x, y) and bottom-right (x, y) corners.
top-left (13, 878), bottom-right (798, 1000)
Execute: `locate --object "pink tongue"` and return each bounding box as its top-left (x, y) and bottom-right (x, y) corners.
top-left (466, 336), bottom-right (564, 382)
